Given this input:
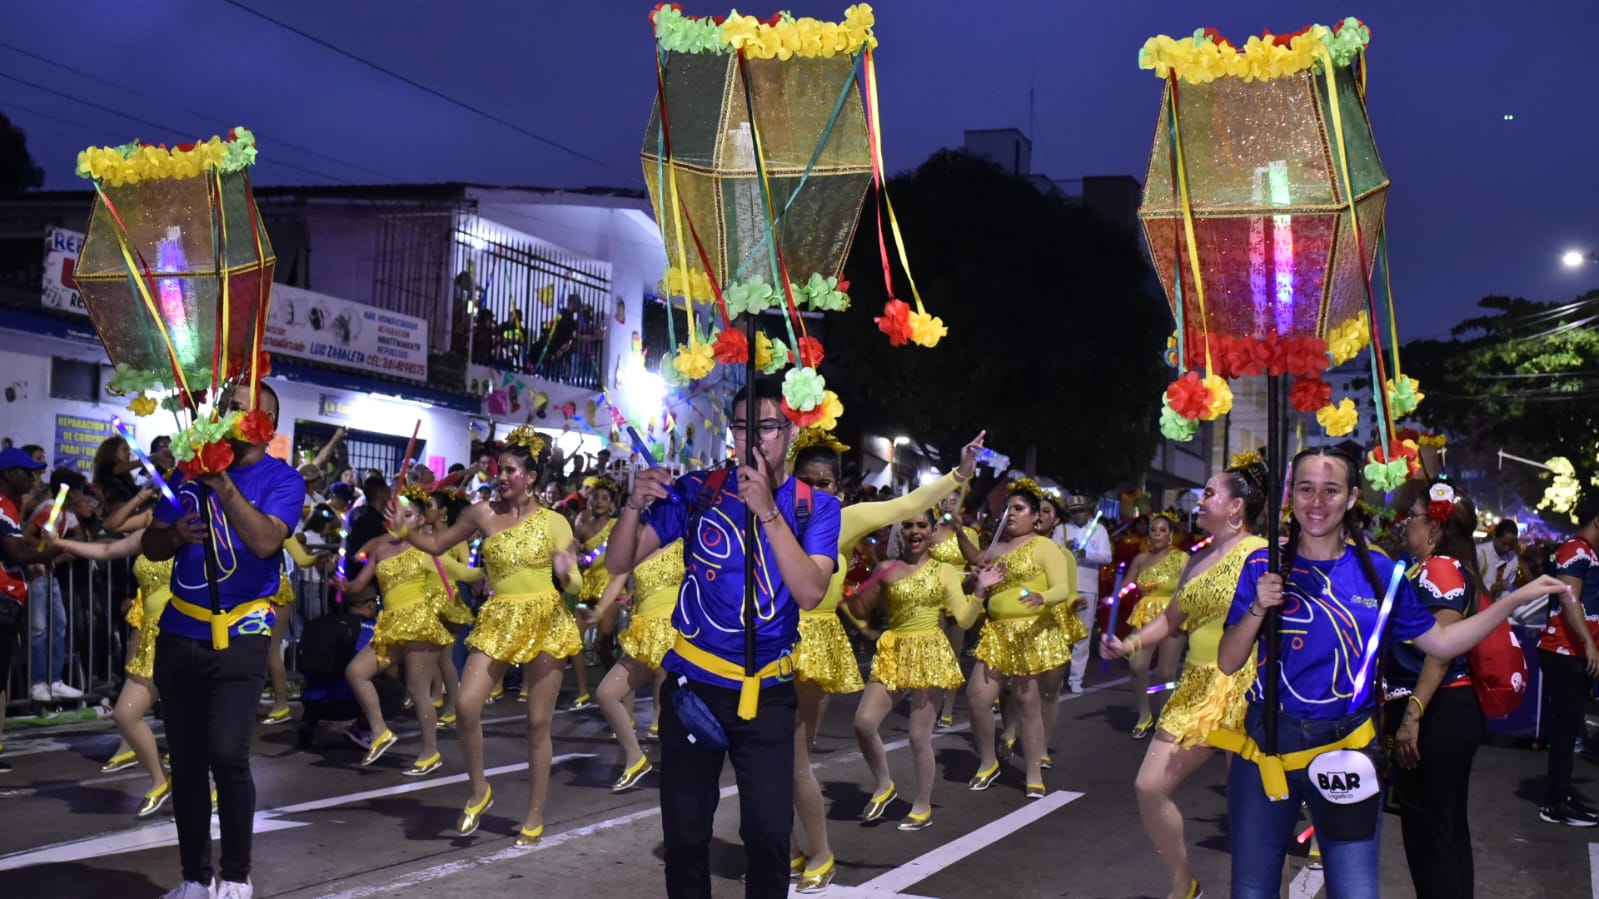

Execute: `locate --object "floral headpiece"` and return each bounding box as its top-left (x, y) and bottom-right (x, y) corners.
top-left (399, 484), bottom-right (432, 507)
top-left (1150, 510), bottom-right (1181, 527)
top-left (1228, 449), bottom-right (1264, 471)
top-left (1426, 482), bottom-right (1457, 525)
top-left (788, 427), bottom-right (851, 460)
top-left (589, 477), bottom-right (622, 497)
top-left (505, 425), bottom-right (546, 457)
top-left (1007, 477), bottom-right (1043, 502)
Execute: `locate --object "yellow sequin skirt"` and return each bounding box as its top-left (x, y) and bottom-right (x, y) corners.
top-left (619, 613), bottom-right (677, 671)
top-left (1051, 602), bottom-right (1090, 646)
top-left (372, 600), bottom-right (455, 666)
top-left (795, 612), bottom-right (864, 694)
top-left (871, 627), bottom-right (963, 693)
top-left (975, 613), bottom-right (1072, 677)
top-left (1158, 662), bottom-right (1254, 749)
top-left (467, 590), bottom-right (582, 665)
top-left (126, 599), bottom-right (143, 630)
top-left (1128, 592), bottom-right (1172, 630)
top-left (269, 574), bottom-right (295, 607)
top-left (435, 591), bottom-right (475, 627)
top-left (128, 617), bottom-right (159, 679)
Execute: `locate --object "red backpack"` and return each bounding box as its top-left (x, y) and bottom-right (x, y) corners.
top-left (1466, 590), bottom-right (1530, 719)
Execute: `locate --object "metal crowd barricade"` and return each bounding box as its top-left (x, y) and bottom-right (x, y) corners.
top-left (6, 551), bottom-right (128, 712)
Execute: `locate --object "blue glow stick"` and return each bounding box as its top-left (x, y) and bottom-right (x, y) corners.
top-left (1347, 561), bottom-right (1406, 710)
top-left (1101, 562), bottom-right (1131, 672)
top-left (1146, 680), bottom-right (1178, 695)
top-left (110, 416), bottom-right (182, 513)
top-left (1075, 509), bottom-right (1104, 552)
top-left (627, 425), bottom-right (681, 505)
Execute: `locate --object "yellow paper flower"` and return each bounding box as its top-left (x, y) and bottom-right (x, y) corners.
top-left (907, 310), bottom-right (947, 348)
top-left (128, 393), bottom-right (158, 417)
top-left (1200, 374), bottom-right (1233, 419)
top-left (815, 390), bottom-right (844, 431)
top-left (659, 265), bottom-right (715, 304)
top-left (672, 341), bottom-right (715, 381)
top-left (754, 331), bottom-right (775, 370)
top-left (1315, 398), bottom-right (1359, 437)
top-left (1326, 310), bottom-right (1371, 365)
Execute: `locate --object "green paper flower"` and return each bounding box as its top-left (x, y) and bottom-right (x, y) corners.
top-left (1363, 459), bottom-right (1409, 493)
top-left (107, 363), bottom-right (161, 396)
top-left (1322, 18), bottom-right (1370, 66)
top-left (725, 276), bottom-right (776, 318)
top-left (762, 338), bottom-right (790, 375)
top-left (655, 6), bottom-right (729, 54)
top-left (1386, 375), bottom-right (1424, 418)
top-left (659, 349), bottom-right (690, 388)
top-left (782, 366), bottom-right (826, 412)
top-left (1159, 399), bottom-right (1199, 442)
top-left (797, 273), bottom-right (849, 312)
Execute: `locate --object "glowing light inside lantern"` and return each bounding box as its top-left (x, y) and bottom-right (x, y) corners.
top-left (1249, 161), bottom-right (1294, 334)
top-left (155, 227), bottom-right (196, 367)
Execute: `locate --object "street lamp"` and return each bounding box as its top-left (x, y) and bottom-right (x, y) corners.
top-left (1562, 249), bottom-right (1597, 269)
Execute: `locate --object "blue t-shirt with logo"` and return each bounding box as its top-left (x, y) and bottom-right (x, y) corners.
top-left (643, 469), bottom-right (841, 689)
top-left (156, 454), bottom-right (306, 642)
top-left (1228, 545), bottom-right (1435, 720)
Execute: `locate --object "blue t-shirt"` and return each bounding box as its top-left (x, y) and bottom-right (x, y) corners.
top-left (1384, 555), bottom-right (1473, 696)
top-left (1228, 545), bottom-right (1435, 720)
top-left (156, 454), bottom-right (306, 642)
top-left (644, 469), bottom-right (841, 689)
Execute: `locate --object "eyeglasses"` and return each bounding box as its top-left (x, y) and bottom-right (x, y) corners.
top-left (729, 419), bottom-right (787, 438)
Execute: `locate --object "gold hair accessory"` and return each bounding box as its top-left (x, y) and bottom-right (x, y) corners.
top-left (1007, 477), bottom-right (1043, 501)
top-left (1150, 510), bottom-right (1180, 527)
top-left (590, 477), bottom-right (622, 496)
top-left (1229, 449), bottom-right (1265, 471)
top-left (788, 427), bottom-right (851, 460)
top-left (505, 425), bottom-right (546, 456)
top-left (399, 484), bottom-right (432, 506)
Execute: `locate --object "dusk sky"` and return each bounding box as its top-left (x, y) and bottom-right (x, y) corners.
top-left (2, 0), bottom-right (1594, 340)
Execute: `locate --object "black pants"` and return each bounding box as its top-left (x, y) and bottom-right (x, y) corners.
top-left (1383, 686), bottom-right (1484, 899)
top-left (660, 675), bottom-right (797, 899)
top-left (154, 632), bottom-right (269, 885)
top-left (1540, 649), bottom-right (1592, 805)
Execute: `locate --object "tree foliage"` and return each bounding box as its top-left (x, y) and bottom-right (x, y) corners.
top-left (826, 149), bottom-right (1169, 492)
top-left (1404, 291), bottom-right (1599, 508)
top-left (0, 113), bottom-right (44, 196)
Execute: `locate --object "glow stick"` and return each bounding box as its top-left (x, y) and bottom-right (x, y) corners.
top-left (1145, 680), bottom-right (1178, 695)
top-left (1074, 509), bottom-right (1104, 552)
top-left (626, 424), bottom-right (681, 505)
top-left (1347, 561), bottom-right (1406, 710)
top-left (1297, 825), bottom-right (1316, 844)
top-left (980, 508), bottom-right (1011, 563)
top-left (110, 416), bottom-right (181, 512)
top-left (37, 483), bottom-right (69, 549)
top-left (1100, 561), bottom-right (1131, 672)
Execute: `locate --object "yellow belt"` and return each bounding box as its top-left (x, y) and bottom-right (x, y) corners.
top-left (169, 596), bottom-right (272, 651)
top-left (672, 636), bottom-right (795, 720)
top-left (1207, 717), bottom-right (1377, 801)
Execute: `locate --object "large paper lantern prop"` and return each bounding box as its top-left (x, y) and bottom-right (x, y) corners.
top-left (75, 128), bottom-right (276, 476)
top-left (643, 4), bottom-right (945, 428)
top-left (1136, 20), bottom-right (1421, 491)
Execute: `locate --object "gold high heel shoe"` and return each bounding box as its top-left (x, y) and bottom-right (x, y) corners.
top-left (862, 782), bottom-right (897, 821)
top-left (456, 787), bottom-right (493, 836)
top-left (968, 762), bottom-right (1000, 791)
top-left (514, 824), bottom-right (543, 848)
top-left (795, 857), bottom-right (836, 894)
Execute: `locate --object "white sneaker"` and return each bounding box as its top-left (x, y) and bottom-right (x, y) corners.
top-left (214, 878), bottom-right (253, 899)
top-left (158, 881), bottom-right (211, 899)
top-left (50, 681), bottom-right (84, 700)
top-left (29, 683), bottom-right (52, 703)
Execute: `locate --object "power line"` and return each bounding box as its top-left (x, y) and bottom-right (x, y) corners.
top-left (0, 39), bottom-right (399, 182)
top-left (220, 0), bottom-right (640, 185)
top-left (0, 70), bottom-right (348, 184)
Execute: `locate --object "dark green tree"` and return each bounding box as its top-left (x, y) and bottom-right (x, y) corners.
top-left (0, 113), bottom-right (44, 196)
top-left (1404, 291), bottom-right (1599, 508)
top-left (826, 149), bottom-right (1169, 492)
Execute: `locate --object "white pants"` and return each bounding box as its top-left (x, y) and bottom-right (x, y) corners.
top-left (1067, 590), bottom-right (1098, 689)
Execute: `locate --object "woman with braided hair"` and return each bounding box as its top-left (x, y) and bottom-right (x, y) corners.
top-left (779, 427), bottom-right (985, 892)
top-left (336, 483), bottom-right (479, 776)
top-left (966, 477), bottom-right (1078, 799)
top-left (391, 425), bottom-right (583, 845)
top-left (1101, 453), bottom-right (1268, 899)
top-left (1217, 446), bottom-right (1570, 898)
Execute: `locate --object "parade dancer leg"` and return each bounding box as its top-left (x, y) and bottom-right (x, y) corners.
top-left (597, 656), bottom-right (655, 790)
top-left (966, 661), bottom-right (1003, 788)
top-left (1135, 736), bottom-right (1216, 899)
top-left (453, 650), bottom-right (507, 835)
top-left (516, 652), bottom-right (566, 844)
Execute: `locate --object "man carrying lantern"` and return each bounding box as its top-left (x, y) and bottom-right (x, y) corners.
top-left (143, 383), bottom-right (306, 899)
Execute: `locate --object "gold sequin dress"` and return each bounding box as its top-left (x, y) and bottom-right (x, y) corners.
top-left (127, 555), bottom-right (173, 679)
top-left (1044, 540), bottom-right (1089, 645)
top-left (974, 536), bottom-right (1075, 676)
top-left (1158, 536), bottom-right (1265, 748)
top-left (270, 572), bottom-right (296, 607)
top-left (796, 550), bottom-right (868, 694)
top-left (428, 541), bottom-right (477, 627)
top-left (468, 508), bottom-right (584, 664)
top-left (928, 526), bottom-right (977, 569)
top-left (371, 547), bottom-right (458, 664)
top-left (577, 518), bottom-right (617, 604)
top-left (619, 540), bottom-right (683, 671)
top-left (870, 560), bottom-right (979, 692)
top-left (1127, 549), bottom-right (1189, 629)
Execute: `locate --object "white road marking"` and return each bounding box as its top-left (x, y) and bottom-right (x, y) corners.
top-left (1589, 843), bottom-right (1599, 899)
top-left (855, 791), bottom-right (1082, 893)
top-left (0, 752), bottom-right (595, 871)
top-left (1288, 863), bottom-right (1325, 898)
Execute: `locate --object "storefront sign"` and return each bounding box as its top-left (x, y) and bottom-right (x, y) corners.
top-left (54, 413), bottom-right (113, 473)
top-left (266, 284), bottom-right (429, 382)
top-left (42, 227), bottom-right (88, 316)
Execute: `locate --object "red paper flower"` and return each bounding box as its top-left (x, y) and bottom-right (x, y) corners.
top-left (1288, 377), bottom-right (1332, 413)
top-left (780, 398), bottom-right (826, 427)
top-left (1282, 337), bottom-right (1329, 379)
top-left (1427, 500), bottom-right (1454, 524)
top-left (237, 409), bottom-right (275, 445)
top-left (1369, 439), bottom-right (1421, 475)
top-left (712, 328), bottom-right (748, 365)
top-left (791, 336), bottom-right (825, 369)
top-left (875, 299), bottom-right (913, 346)
top-left (1164, 371), bottom-right (1213, 421)
top-left (179, 441), bottom-right (235, 478)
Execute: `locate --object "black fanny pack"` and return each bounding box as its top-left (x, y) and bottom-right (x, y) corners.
top-left (670, 675), bottom-right (729, 753)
